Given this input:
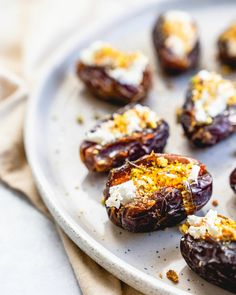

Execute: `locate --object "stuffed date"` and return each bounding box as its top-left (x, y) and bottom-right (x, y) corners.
top-left (179, 70), bottom-right (236, 147)
top-left (152, 10), bottom-right (200, 74)
top-left (218, 23), bottom-right (236, 68)
top-left (230, 168), bottom-right (236, 193)
top-left (80, 104), bottom-right (169, 172)
top-left (180, 210), bottom-right (236, 292)
top-left (104, 153), bottom-right (212, 232)
top-left (76, 41), bottom-right (152, 105)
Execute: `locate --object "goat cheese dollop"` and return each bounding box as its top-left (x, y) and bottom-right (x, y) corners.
top-left (191, 70), bottom-right (236, 124)
top-left (85, 104), bottom-right (160, 145)
top-left (163, 11), bottom-right (197, 58)
top-left (105, 180), bottom-right (137, 209)
top-left (183, 209), bottom-right (236, 241)
top-left (80, 41), bottom-right (148, 86)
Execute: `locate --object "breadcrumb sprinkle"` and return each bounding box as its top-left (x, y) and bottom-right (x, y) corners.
top-left (93, 46), bottom-right (139, 69)
top-left (85, 105), bottom-right (160, 145)
top-left (130, 155), bottom-right (201, 214)
top-left (166, 270), bottom-right (179, 283)
top-left (162, 12), bottom-right (197, 55)
top-left (191, 71), bottom-right (236, 106)
top-left (190, 71), bottom-right (236, 124)
top-left (212, 199), bottom-right (219, 207)
top-left (181, 210), bottom-right (236, 241)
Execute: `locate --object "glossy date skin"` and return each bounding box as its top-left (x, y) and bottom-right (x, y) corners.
top-left (230, 168), bottom-right (236, 193)
top-left (180, 234), bottom-right (236, 293)
top-left (104, 153), bottom-right (212, 233)
top-left (152, 16), bottom-right (200, 74)
top-left (180, 90), bottom-right (236, 147)
top-left (80, 107), bottom-right (169, 172)
top-left (76, 62), bottom-right (152, 105)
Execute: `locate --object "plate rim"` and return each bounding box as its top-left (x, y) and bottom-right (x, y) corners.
top-left (24, 1), bottom-right (225, 294)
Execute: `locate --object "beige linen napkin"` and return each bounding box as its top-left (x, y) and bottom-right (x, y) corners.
top-left (0, 71), bottom-right (143, 295)
top-left (0, 0), bottom-right (161, 293)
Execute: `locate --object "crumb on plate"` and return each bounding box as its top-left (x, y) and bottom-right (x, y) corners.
top-left (76, 115), bottom-right (84, 124)
top-left (166, 269), bottom-right (179, 284)
top-left (212, 199), bottom-right (219, 207)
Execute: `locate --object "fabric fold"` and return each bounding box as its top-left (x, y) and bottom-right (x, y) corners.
top-left (0, 67), bottom-right (143, 295)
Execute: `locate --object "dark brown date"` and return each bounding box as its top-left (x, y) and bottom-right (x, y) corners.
top-left (230, 168), bottom-right (236, 193)
top-left (76, 62), bottom-right (152, 105)
top-left (104, 153), bottom-right (212, 232)
top-left (180, 89), bottom-right (236, 147)
top-left (152, 14), bottom-right (200, 74)
top-left (80, 105), bottom-right (169, 172)
top-left (218, 24), bottom-right (236, 68)
top-left (180, 234), bottom-right (236, 293)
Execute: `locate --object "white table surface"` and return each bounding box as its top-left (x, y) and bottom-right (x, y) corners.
top-left (0, 184), bottom-right (81, 295)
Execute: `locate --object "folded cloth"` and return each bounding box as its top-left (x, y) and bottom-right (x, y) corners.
top-left (0, 68), bottom-right (144, 294)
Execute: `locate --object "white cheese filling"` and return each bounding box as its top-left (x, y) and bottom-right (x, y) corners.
top-left (80, 41), bottom-right (148, 86)
top-left (163, 10), bottom-right (197, 58)
top-left (193, 70), bottom-right (236, 123)
top-left (186, 209), bottom-right (221, 239)
top-left (85, 104), bottom-right (159, 145)
top-left (165, 36), bottom-right (186, 58)
top-left (188, 164), bottom-right (200, 183)
top-left (106, 180), bottom-right (137, 209)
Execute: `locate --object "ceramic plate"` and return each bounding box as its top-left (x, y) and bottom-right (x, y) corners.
top-left (25, 1), bottom-right (236, 294)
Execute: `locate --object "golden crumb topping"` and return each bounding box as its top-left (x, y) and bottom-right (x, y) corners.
top-left (191, 71), bottom-right (236, 105)
top-left (130, 155), bottom-right (201, 214)
top-left (181, 210), bottom-right (236, 241)
top-left (111, 105), bottom-right (158, 134)
top-left (190, 70), bottom-right (236, 124)
top-left (80, 41), bottom-right (148, 86)
top-left (93, 46), bottom-right (138, 69)
top-left (85, 105), bottom-right (160, 145)
top-left (162, 11), bottom-right (197, 55)
top-left (220, 23), bottom-right (236, 41)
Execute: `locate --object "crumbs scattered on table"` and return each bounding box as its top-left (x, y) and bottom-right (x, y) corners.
top-left (166, 270), bottom-right (179, 284)
top-left (76, 115), bottom-right (84, 124)
top-left (212, 199), bottom-right (219, 207)
top-left (159, 273), bottom-right (163, 279)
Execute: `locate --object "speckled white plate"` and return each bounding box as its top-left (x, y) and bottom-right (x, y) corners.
top-left (25, 1), bottom-right (236, 294)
